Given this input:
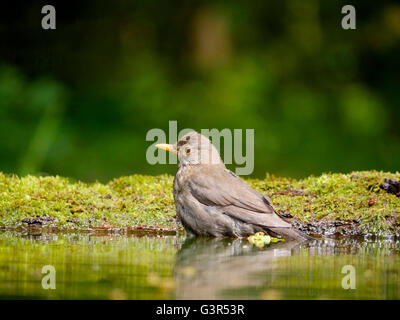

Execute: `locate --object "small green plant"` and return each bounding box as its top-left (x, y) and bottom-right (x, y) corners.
top-left (247, 232), bottom-right (282, 248)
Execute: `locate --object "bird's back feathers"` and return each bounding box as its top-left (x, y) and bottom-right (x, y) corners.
top-left (174, 164), bottom-right (308, 240)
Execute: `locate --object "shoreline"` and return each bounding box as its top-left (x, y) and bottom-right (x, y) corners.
top-left (0, 170), bottom-right (399, 238)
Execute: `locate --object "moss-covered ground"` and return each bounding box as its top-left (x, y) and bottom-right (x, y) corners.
top-left (0, 171), bottom-right (399, 237)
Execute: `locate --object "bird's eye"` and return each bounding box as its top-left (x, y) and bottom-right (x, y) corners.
top-left (185, 147), bottom-right (191, 154)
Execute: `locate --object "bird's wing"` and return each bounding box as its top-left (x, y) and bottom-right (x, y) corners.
top-left (187, 166), bottom-right (291, 228)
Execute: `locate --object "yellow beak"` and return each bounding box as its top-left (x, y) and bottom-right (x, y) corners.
top-left (155, 143), bottom-right (176, 153)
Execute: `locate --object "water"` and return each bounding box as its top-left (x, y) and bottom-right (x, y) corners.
top-left (0, 231), bottom-right (399, 299)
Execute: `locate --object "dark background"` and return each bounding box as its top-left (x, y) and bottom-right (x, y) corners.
top-left (0, 0), bottom-right (399, 182)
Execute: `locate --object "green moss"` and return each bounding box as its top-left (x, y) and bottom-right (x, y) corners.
top-left (250, 171), bottom-right (400, 236)
top-left (0, 171), bottom-right (399, 236)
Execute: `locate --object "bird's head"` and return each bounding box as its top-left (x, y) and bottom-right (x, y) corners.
top-left (156, 131), bottom-right (223, 166)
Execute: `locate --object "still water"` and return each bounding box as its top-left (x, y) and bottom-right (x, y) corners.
top-left (0, 231), bottom-right (399, 299)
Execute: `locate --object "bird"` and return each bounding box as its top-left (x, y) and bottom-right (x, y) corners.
top-left (156, 131), bottom-right (309, 240)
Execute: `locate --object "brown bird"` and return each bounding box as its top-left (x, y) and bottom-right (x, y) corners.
top-left (156, 132), bottom-right (309, 240)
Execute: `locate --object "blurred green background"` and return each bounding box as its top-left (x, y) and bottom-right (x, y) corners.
top-left (0, 0), bottom-right (399, 182)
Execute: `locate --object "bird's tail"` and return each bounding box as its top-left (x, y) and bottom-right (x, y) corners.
top-left (268, 227), bottom-right (311, 241)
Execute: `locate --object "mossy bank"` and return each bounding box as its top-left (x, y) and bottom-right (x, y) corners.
top-left (0, 171), bottom-right (399, 238)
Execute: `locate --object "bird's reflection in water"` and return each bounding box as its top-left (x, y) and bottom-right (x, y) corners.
top-left (173, 237), bottom-right (400, 299)
top-left (173, 237), bottom-right (304, 299)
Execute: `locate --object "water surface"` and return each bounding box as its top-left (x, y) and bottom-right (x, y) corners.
top-left (0, 231), bottom-right (399, 299)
